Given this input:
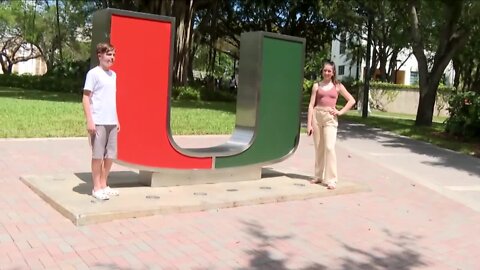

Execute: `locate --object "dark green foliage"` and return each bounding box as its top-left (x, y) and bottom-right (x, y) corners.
top-left (48, 59), bottom-right (90, 80)
top-left (0, 73), bottom-right (83, 93)
top-left (172, 85), bottom-right (236, 102)
top-left (199, 86), bottom-right (236, 102)
top-left (0, 73), bottom-right (237, 102)
top-left (0, 59), bottom-right (89, 93)
top-left (175, 86), bottom-right (201, 101)
top-left (445, 91), bottom-right (480, 138)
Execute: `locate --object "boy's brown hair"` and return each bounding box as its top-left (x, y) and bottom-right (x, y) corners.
top-left (96, 43), bottom-right (115, 55)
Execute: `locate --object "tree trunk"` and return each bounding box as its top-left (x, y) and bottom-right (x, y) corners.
top-left (415, 70), bottom-right (439, 126)
top-left (472, 63), bottom-right (480, 92)
top-left (388, 50), bottom-right (399, 83)
top-left (0, 55), bottom-right (9, 74)
top-left (1, 53), bottom-right (14, 74)
top-left (464, 59), bottom-right (473, 90)
top-left (415, 80), bottom-right (437, 125)
top-left (362, 13), bottom-right (373, 118)
top-left (409, 0), bottom-right (469, 126)
top-left (0, 62), bottom-right (11, 74)
top-left (415, 67), bottom-right (445, 125)
top-left (173, 0), bottom-right (194, 86)
top-left (378, 49), bottom-right (388, 81)
top-left (369, 45), bottom-right (378, 80)
top-left (160, 0), bottom-right (174, 15)
top-left (55, 0), bottom-right (63, 62)
top-left (187, 45), bottom-right (195, 82)
top-left (452, 57), bottom-right (461, 89)
top-left (44, 46), bottom-right (56, 74)
top-left (7, 63), bottom-right (13, 74)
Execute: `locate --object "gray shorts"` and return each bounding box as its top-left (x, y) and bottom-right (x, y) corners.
top-left (89, 125), bottom-right (118, 159)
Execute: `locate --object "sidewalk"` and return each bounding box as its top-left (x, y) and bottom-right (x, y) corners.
top-left (0, 123), bottom-right (479, 269)
top-left (337, 122), bottom-right (480, 212)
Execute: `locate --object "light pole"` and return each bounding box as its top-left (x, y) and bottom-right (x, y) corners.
top-left (362, 12), bottom-right (373, 118)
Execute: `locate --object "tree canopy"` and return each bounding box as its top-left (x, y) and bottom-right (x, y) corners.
top-left (1, 0), bottom-right (480, 128)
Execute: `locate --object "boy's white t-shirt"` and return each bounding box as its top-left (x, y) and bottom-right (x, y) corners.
top-left (83, 66), bottom-right (118, 125)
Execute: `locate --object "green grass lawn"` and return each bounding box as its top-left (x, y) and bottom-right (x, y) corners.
top-left (1, 87), bottom-right (478, 157)
top-left (0, 87), bottom-right (235, 137)
top-left (169, 100), bottom-right (235, 135)
top-left (0, 88), bottom-right (85, 137)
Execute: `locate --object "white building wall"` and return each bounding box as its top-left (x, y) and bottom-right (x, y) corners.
top-left (331, 37), bottom-right (362, 81)
top-left (0, 52), bottom-right (46, 75)
top-left (331, 35), bottom-right (455, 86)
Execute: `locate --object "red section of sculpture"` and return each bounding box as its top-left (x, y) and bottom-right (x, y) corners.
top-left (111, 14), bottom-right (212, 169)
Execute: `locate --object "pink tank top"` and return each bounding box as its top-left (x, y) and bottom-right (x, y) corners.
top-left (315, 84), bottom-right (338, 107)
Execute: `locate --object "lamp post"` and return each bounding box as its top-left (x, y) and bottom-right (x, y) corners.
top-left (362, 12), bottom-right (373, 118)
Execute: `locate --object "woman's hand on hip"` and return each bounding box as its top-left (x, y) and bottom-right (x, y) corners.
top-left (329, 108), bottom-right (342, 116)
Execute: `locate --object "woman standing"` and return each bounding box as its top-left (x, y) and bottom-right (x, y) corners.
top-left (307, 60), bottom-right (356, 189)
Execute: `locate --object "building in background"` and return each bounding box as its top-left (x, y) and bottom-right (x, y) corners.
top-left (330, 34), bottom-right (455, 86)
top-left (0, 43), bottom-right (47, 75)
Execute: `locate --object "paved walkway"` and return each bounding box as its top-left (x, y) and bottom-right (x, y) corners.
top-left (0, 122), bottom-right (479, 269)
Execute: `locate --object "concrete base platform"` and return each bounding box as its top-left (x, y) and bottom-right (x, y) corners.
top-left (139, 166), bottom-right (262, 187)
top-left (20, 170), bottom-right (369, 226)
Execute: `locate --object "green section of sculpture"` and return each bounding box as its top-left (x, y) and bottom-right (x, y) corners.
top-left (215, 32), bottom-right (305, 168)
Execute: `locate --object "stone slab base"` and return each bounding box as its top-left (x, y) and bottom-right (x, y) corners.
top-left (20, 170), bottom-right (369, 226)
top-left (139, 166), bottom-right (262, 187)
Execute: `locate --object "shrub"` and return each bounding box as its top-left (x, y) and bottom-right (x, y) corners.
top-left (171, 86), bottom-right (181, 100)
top-left (0, 59), bottom-right (89, 93)
top-left (0, 73), bottom-right (83, 93)
top-left (199, 86), bottom-right (236, 102)
top-left (303, 79), bottom-right (314, 94)
top-left (445, 91), bottom-right (480, 138)
top-left (49, 59), bottom-right (90, 79)
top-left (353, 81), bottom-right (454, 92)
top-left (176, 86), bottom-right (201, 101)
top-left (173, 85), bottom-right (236, 102)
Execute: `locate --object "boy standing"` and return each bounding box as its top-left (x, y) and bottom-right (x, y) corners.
top-left (82, 43), bottom-right (120, 200)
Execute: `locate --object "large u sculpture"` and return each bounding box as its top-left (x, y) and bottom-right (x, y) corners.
top-left (91, 9), bottom-right (306, 186)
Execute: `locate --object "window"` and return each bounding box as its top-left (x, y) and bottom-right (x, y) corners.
top-left (338, 65), bottom-right (345, 76)
top-left (410, 71), bottom-right (419, 85)
top-left (339, 33), bottom-right (347, 54)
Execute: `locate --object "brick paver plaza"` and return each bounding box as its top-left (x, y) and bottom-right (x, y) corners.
top-left (1, 123), bottom-right (479, 269)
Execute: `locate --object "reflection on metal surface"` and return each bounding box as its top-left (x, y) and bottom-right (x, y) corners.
top-left (180, 126), bottom-right (254, 157)
top-left (91, 9), bottom-right (306, 184)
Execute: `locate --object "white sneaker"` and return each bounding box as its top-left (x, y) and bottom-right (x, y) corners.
top-left (103, 186), bottom-right (119, 196)
top-left (92, 189), bottom-right (109, 200)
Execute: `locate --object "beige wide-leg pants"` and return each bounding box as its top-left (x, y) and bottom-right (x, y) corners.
top-left (312, 106), bottom-right (338, 185)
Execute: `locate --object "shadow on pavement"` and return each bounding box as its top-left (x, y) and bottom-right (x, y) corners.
top-left (337, 229), bottom-right (426, 270)
top-left (262, 168), bottom-right (312, 181)
top-left (73, 171), bottom-right (142, 195)
top-left (337, 121), bottom-right (480, 178)
top-left (239, 221), bottom-right (427, 270)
